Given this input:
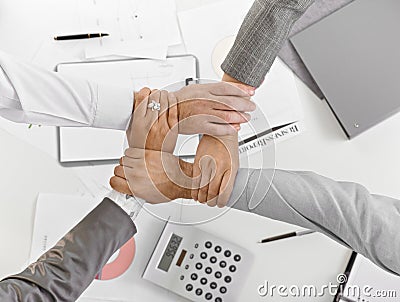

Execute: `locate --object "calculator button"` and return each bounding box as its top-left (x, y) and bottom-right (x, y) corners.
top-left (205, 292), bottom-right (213, 300)
top-left (214, 246), bottom-right (222, 253)
top-left (191, 273), bottom-right (198, 281)
top-left (219, 261), bottom-right (227, 268)
top-left (190, 254), bottom-right (194, 259)
top-left (215, 271), bottom-right (222, 279)
top-left (180, 275), bottom-right (184, 281)
top-left (185, 265), bottom-right (189, 270)
top-left (205, 241), bottom-right (212, 249)
top-left (194, 243), bottom-right (199, 248)
top-left (205, 267), bottom-right (212, 274)
top-left (220, 286), bottom-right (227, 294)
top-left (186, 284), bottom-right (193, 292)
top-left (196, 263), bottom-right (203, 270)
top-left (196, 288), bottom-right (203, 296)
top-left (215, 298), bottom-right (222, 302)
top-left (234, 254), bottom-right (241, 262)
top-left (210, 256), bottom-right (217, 264)
top-left (229, 265), bottom-right (236, 273)
top-left (200, 252), bottom-right (208, 259)
top-left (224, 276), bottom-right (232, 283)
top-left (224, 250), bottom-right (231, 257)
top-left (210, 282), bottom-right (218, 289)
top-left (200, 277), bottom-right (208, 285)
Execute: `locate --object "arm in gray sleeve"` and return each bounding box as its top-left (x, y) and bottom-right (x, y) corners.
top-left (228, 168), bottom-right (400, 275)
top-left (221, 0), bottom-right (314, 87)
top-left (0, 198), bottom-right (137, 302)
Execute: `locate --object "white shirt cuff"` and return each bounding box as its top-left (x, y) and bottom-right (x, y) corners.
top-left (106, 190), bottom-right (145, 222)
top-left (92, 83), bottom-right (133, 131)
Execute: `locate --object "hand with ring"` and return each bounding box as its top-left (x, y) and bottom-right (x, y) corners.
top-left (111, 88), bottom-right (192, 203)
top-left (126, 82), bottom-right (256, 150)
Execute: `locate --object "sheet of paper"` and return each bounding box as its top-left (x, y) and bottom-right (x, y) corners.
top-left (30, 194), bottom-right (187, 301)
top-left (165, 0), bottom-right (183, 47)
top-left (0, 0), bottom-right (180, 70)
top-left (178, 1), bottom-right (303, 130)
top-left (0, 0), bottom-right (85, 70)
top-left (343, 254), bottom-right (400, 302)
top-left (79, 0), bottom-right (179, 59)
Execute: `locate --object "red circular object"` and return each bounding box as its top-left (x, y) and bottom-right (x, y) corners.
top-left (95, 237), bottom-right (136, 280)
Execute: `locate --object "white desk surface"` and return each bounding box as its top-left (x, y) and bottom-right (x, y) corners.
top-left (2, 1), bottom-right (400, 301)
top-left (2, 77), bottom-right (400, 301)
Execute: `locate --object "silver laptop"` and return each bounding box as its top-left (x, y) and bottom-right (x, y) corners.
top-left (290, 0), bottom-right (400, 138)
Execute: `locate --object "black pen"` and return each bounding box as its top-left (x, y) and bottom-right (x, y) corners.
top-left (258, 230), bottom-right (315, 244)
top-left (54, 33), bottom-right (109, 41)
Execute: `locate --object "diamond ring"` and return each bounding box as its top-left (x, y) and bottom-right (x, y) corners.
top-left (147, 100), bottom-right (161, 111)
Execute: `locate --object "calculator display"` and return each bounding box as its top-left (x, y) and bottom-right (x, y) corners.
top-left (158, 233), bottom-right (183, 272)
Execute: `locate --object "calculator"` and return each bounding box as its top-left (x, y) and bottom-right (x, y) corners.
top-left (143, 223), bottom-right (253, 302)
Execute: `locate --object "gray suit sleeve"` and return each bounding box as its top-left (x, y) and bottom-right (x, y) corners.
top-left (0, 198), bottom-right (137, 302)
top-left (228, 168), bottom-right (400, 275)
top-left (221, 0), bottom-right (315, 87)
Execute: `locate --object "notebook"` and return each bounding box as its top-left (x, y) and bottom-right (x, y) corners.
top-left (56, 55), bottom-right (199, 164)
top-left (278, 0), bottom-right (354, 99)
top-left (290, 0), bottom-right (400, 138)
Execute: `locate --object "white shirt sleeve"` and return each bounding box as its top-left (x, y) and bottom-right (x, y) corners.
top-left (0, 50), bottom-right (133, 130)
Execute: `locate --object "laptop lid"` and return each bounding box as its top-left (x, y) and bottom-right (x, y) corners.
top-left (290, 0), bottom-right (400, 138)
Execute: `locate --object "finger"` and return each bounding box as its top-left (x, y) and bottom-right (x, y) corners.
top-left (120, 156), bottom-right (133, 168)
top-left (145, 90), bottom-right (162, 127)
top-left (217, 170), bottom-right (235, 208)
top-left (210, 96), bottom-right (255, 112)
top-left (209, 110), bottom-right (251, 124)
top-left (167, 92), bottom-right (178, 130)
top-left (198, 162), bottom-right (212, 204)
top-left (124, 148), bottom-right (145, 159)
top-left (158, 90), bottom-right (169, 125)
top-left (204, 123), bottom-right (238, 136)
top-left (135, 87), bottom-right (151, 108)
top-left (206, 171), bottom-right (223, 207)
top-left (110, 176), bottom-right (133, 195)
top-left (114, 165), bottom-right (126, 179)
top-left (230, 82), bottom-right (256, 96)
top-left (191, 160), bottom-right (202, 201)
top-left (197, 156), bottom-right (215, 203)
top-left (208, 82), bottom-right (250, 97)
top-left (134, 87), bottom-right (152, 117)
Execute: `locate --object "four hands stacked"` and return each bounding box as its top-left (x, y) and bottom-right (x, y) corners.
top-left (110, 81), bottom-right (256, 208)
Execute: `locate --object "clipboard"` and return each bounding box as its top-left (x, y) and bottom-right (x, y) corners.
top-left (55, 55), bottom-right (199, 165)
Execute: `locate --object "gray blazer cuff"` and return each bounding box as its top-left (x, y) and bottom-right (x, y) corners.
top-left (221, 0), bottom-right (314, 87)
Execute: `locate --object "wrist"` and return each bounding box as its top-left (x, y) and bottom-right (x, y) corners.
top-left (222, 73), bottom-right (255, 96)
top-left (178, 159), bottom-right (194, 199)
top-left (106, 190), bottom-right (144, 222)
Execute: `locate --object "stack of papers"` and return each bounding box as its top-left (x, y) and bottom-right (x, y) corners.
top-left (0, 0), bottom-right (181, 70)
top-left (78, 0), bottom-right (182, 60)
